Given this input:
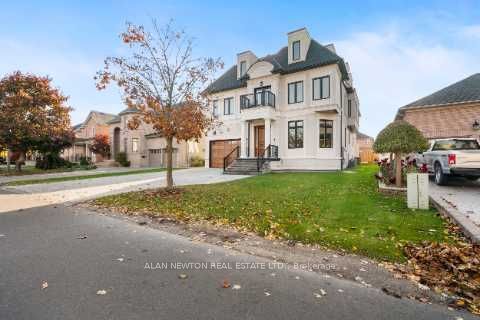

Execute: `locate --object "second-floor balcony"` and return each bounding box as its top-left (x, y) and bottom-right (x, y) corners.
top-left (240, 91), bottom-right (276, 110)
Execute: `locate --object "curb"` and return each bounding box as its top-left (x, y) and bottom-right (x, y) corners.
top-left (430, 195), bottom-right (480, 244)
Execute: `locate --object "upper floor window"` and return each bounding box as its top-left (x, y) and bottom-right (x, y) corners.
top-left (288, 81), bottom-right (304, 104)
top-left (132, 138), bottom-right (139, 153)
top-left (313, 76), bottom-right (330, 100)
top-left (348, 100), bottom-right (352, 117)
top-left (224, 97), bottom-right (234, 115)
top-left (212, 100), bottom-right (219, 117)
top-left (239, 61), bottom-right (247, 77)
top-left (292, 40), bottom-right (301, 61)
top-left (288, 120), bottom-right (304, 149)
top-left (319, 119), bottom-right (333, 148)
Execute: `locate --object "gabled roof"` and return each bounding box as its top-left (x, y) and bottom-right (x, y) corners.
top-left (396, 73), bottom-right (480, 119)
top-left (204, 39), bottom-right (349, 95)
top-left (118, 107), bottom-right (140, 116)
top-left (357, 132), bottom-right (373, 140)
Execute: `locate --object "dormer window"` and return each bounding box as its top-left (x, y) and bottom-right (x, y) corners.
top-left (239, 61), bottom-right (247, 77)
top-left (292, 40), bottom-right (301, 61)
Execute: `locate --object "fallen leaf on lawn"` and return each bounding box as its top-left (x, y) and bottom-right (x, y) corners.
top-left (320, 289), bottom-right (327, 296)
top-left (76, 234), bottom-right (87, 239)
top-left (178, 274), bottom-right (188, 279)
top-left (116, 258), bottom-right (124, 262)
top-left (264, 291), bottom-right (271, 296)
top-left (232, 284), bottom-right (241, 290)
top-left (313, 293), bottom-right (322, 298)
top-left (96, 289), bottom-right (107, 295)
top-left (222, 280), bottom-right (231, 288)
top-left (41, 281), bottom-right (48, 290)
top-left (338, 289), bottom-right (344, 293)
top-left (295, 276), bottom-right (300, 280)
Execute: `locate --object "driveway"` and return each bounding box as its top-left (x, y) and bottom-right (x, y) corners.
top-left (429, 177), bottom-right (480, 241)
top-left (0, 168), bottom-right (248, 213)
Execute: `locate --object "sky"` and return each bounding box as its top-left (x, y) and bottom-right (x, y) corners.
top-left (1, 0), bottom-right (479, 137)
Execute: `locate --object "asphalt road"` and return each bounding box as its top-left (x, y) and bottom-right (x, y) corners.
top-left (0, 205), bottom-right (473, 320)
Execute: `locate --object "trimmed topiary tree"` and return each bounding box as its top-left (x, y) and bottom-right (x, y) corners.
top-left (373, 120), bottom-right (428, 187)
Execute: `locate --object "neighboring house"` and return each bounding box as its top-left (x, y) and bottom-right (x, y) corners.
top-left (203, 28), bottom-right (360, 171)
top-left (357, 132), bottom-right (377, 163)
top-left (396, 73), bottom-right (480, 141)
top-left (63, 111), bottom-right (117, 163)
top-left (106, 107), bottom-right (204, 168)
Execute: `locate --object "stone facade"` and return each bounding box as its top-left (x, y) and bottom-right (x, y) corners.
top-left (204, 28), bottom-right (360, 171)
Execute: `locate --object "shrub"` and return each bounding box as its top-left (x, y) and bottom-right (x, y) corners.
top-left (190, 155), bottom-right (205, 167)
top-left (79, 156), bottom-right (91, 166)
top-left (374, 121), bottom-right (428, 187)
top-left (35, 153), bottom-right (72, 170)
top-left (115, 152), bottom-right (130, 167)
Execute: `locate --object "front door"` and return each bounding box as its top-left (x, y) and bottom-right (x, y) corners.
top-left (254, 126), bottom-right (265, 157)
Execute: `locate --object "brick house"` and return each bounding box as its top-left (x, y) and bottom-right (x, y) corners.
top-left (395, 73), bottom-right (480, 141)
top-left (62, 111), bottom-right (116, 163)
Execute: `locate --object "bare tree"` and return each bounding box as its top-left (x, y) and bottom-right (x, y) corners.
top-left (96, 20), bottom-right (222, 189)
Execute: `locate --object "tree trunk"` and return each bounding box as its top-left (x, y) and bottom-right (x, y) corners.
top-left (15, 151), bottom-right (25, 172)
top-left (6, 148), bottom-right (11, 172)
top-left (395, 152), bottom-right (402, 187)
top-left (166, 136), bottom-right (174, 189)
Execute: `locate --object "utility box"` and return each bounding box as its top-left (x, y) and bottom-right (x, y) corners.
top-left (407, 173), bottom-right (429, 209)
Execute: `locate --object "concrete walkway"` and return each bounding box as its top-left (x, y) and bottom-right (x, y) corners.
top-left (429, 177), bottom-right (480, 243)
top-left (0, 168), bottom-right (249, 213)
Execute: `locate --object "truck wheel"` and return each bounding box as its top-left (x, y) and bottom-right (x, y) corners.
top-left (434, 163), bottom-right (448, 185)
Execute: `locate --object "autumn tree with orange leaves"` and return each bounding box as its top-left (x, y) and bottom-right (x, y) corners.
top-left (0, 72), bottom-right (72, 171)
top-left (96, 20), bottom-right (222, 189)
top-left (90, 134), bottom-right (111, 159)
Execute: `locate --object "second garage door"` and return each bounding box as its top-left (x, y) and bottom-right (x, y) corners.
top-left (209, 139), bottom-right (241, 168)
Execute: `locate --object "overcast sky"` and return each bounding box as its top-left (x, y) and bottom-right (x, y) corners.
top-left (1, 0), bottom-right (479, 137)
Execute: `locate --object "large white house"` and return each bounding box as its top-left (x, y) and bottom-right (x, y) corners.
top-left (203, 28), bottom-right (360, 173)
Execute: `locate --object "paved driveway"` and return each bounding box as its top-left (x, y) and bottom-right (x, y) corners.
top-left (430, 178), bottom-right (480, 227)
top-left (0, 168), bottom-right (248, 213)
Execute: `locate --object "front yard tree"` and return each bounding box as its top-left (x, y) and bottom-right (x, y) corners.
top-left (89, 134), bottom-right (110, 159)
top-left (0, 71), bottom-right (72, 171)
top-left (373, 120), bottom-right (428, 187)
top-left (96, 21), bottom-right (222, 189)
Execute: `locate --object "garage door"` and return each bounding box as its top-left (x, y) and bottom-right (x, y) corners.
top-left (149, 148), bottom-right (178, 167)
top-left (209, 139), bottom-right (241, 168)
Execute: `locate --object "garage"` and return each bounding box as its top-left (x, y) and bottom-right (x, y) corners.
top-left (209, 139), bottom-right (241, 168)
top-left (149, 148), bottom-right (178, 167)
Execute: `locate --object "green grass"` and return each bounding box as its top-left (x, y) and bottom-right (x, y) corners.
top-left (5, 168), bottom-right (168, 186)
top-left (95, 165), bottom-right (450, 262)
top-left (0, 166), bottom-right (80, 177)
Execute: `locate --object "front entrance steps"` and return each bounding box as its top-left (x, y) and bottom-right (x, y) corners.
top-left (224, 158), bottom-right (273, 175)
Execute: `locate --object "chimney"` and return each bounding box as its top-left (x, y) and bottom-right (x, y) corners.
top-left (287, 27), bottom-right (311, 64)
top-left (236, 50), bottom-right (257, 79)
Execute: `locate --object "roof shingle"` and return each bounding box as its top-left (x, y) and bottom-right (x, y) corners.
top-left (397, 73), bottom-right (480, 119)
top-left (204, 39), bottom-right (349, 94)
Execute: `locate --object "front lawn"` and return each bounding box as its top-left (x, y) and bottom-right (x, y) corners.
top-left (5, 168), bottom-right (168, 186)
top-left (0, 166), bottom-right (80, 177)
top-left (95, 165), bottom-right (449, 262)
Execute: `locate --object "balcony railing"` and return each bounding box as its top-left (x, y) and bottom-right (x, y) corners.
top-left (240, 91), bottom-right (275, 110)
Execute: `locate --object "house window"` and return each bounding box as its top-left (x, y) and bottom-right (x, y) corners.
top-left (212, 100), bottom-right (219, 117)
top-left (132, 138), bottom-right (139, 153)
top-left (224, 97), bottom-right (234, 115)
top-left (92, 127), bottom-right (96, 136)
top-left (288, 120), bottom-right (304, 149)
top-left (292, 40), bottom-right (300, 61)
top-left (288, 81), bottom-right (303, 104)
top-left (348, 100), bottom-right (352, 117)
top-left (312, 76), bottom-right (330, 100)
top-left (319, 119), bottom-right (333, 148)
top-left (239, 61), bottom-right (247, 77)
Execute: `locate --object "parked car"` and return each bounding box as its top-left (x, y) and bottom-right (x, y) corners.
top-left (418, 138), bottom-right (480, 185)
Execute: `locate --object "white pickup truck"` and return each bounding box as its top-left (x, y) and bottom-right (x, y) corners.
top-left (419, 138), bottom-right (480, 185)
